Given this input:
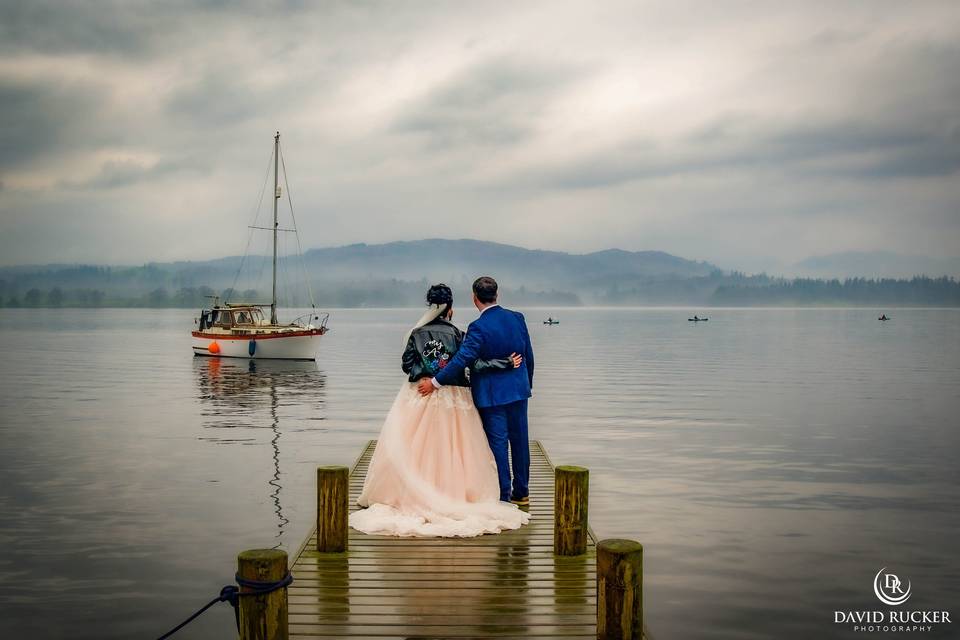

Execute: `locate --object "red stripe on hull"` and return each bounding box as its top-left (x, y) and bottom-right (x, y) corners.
top-left (192, 351), bottom-right (315, 361)
top-left (191, 329), bottom-right (325, 341)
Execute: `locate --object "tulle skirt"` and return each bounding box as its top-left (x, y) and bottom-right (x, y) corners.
top-left (349, 382), bottom-right (530, 537)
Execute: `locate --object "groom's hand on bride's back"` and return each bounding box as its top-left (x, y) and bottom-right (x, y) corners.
top-left (417, 378), bottom-right (435, 396)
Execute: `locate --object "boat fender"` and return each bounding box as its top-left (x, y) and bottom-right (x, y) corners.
top-left (208, 341), bottom-right (220, 355)
top-left (248, 340), bottom-right (257, 357)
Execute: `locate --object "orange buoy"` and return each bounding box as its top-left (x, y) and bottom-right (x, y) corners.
top-left (208, 341), bottom-right (221, 355)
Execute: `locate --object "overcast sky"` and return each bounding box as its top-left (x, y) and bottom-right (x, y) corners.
top-left (1, 0), bottom-right (958, 272)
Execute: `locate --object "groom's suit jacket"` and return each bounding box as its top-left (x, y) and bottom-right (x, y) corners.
top-left (434, 305), bottom-right (534, 409)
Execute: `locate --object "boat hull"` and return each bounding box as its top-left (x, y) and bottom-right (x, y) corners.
top-left (191, 329), bottom-right (323, 360)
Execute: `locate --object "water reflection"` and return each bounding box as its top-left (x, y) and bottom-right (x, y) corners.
top-left (267, 380), bottom-right (287, 544)
top-left (193, 357), bottom-right (327, 544)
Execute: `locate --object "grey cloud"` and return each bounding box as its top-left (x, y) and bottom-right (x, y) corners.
top-left (856, 134), bottom-right (960, 179)
top-left (164, 65), bottom-right (325, 130)
top-left (0, 1), bottom-right (185, 58)
top-left (165, 73), bottom-right (268, 127)
top-left (58, 156), bottom-right (210, 190)
top-left (527, 38), bottom-right (960, 190)
top-left (806, 28), bottom-right (868, 48)
top-left (391, 58), bottom-right (581, 149)
top-left (0, 0), bottom-right (300, 58)
top-left (517, 116), bottom-right (960, 191)
top-left (761, 121), bottom-right (960, 179)
top-left (0, 78), bottom-right (107, 170)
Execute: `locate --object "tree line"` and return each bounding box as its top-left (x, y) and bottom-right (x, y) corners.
top-left (2, 273), bottom-right (957, 308)
top-left (0, 280), bottom-right (582, 309)
top-left (0, 284), bottom-right (260, 308)
top-left (712, 275), bottom-right (960, 306)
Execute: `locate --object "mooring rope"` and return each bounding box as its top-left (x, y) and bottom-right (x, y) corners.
top-left (155, 571), bottom-right (294, 640)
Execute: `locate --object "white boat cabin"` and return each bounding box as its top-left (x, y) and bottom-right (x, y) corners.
top-left (198, 305), bottom-right (272, 334)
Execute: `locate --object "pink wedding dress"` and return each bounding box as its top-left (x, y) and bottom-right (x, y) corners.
top-left (349, 382), bottom-right (529, 537)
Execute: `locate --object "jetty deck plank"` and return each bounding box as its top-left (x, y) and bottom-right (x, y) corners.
top-left (288, 440), bottom-right (600, 639)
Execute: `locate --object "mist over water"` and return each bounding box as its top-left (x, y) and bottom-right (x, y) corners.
top-left (0, 307), bottom-right (957, 639)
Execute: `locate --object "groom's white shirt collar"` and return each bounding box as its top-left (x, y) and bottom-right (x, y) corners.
top-left (431, 303), bottom-right (500, 389)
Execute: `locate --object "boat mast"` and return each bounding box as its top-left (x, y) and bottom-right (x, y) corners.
top-left (271, 131), bottom-right (279, 325)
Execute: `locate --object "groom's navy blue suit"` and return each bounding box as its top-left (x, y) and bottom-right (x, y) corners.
top-left (434, 305), bottom-right (534, 501)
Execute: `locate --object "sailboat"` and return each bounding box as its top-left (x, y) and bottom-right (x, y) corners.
top-left (191, 132), bottom-right (329, 360)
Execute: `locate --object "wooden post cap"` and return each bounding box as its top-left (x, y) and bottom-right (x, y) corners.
top-left (597, 538), bottom-right (643, 640)
top-left (237, 548), bottom-right (289, 640)
top-left (554, 465), bottom-right (589, 556)
top-left (238, 548), bottom-right (288, 564)
top-left (556, 464), bottom-right (589, 474)
top-left (317, 465), bottom-right (349, 553)
top-left (598, 538), bottom-right (643, 556)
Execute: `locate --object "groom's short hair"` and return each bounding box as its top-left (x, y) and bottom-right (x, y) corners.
top-left (473, 276), bottom-right (498, 303)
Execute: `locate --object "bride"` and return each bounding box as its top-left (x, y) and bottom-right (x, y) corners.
top-left (349, 284), bottom-right (530, 537)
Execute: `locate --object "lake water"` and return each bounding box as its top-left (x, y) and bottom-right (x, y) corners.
top-left (0, 307), bottom-right (958, 639)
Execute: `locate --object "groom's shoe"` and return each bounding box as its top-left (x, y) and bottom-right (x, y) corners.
top-left (510, 495), bottom-right (529, 506)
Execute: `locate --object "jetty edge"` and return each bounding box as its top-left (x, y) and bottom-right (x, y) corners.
top-left (234, 439), bottom-right (650, 639)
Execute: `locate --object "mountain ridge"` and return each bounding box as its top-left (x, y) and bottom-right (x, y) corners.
top-left (0, 239), bottom-right (718, 307)
top-left (1, 240), bottom-right (957, 307)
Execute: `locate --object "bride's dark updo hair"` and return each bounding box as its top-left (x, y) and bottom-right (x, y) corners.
top-left (426, 283), bottom-right (453, 315)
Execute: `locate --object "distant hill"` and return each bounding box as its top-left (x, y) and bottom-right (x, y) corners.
top-left (1, 240), bottom-right (957, 307)
top-left (298, 240), bottom-right (717, 289)
top-left (0, 240), bottom-right (718, 308)
top-left (794, 251), bottom-right (960, 279)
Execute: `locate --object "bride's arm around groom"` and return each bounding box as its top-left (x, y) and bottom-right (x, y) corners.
top-left (420, 291), bottom-right (534, 403)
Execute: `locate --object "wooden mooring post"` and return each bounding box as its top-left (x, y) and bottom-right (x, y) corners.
top-left (315, 465), bottom-right (349, 552)
top-left (597, 538), bottom-right (644, 640)
top-left (554, 464), bottom-right (589, 555)
top-left (237, 549), bottom-right (289, 640)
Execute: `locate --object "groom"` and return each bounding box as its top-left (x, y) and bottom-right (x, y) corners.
top-left (417, 276), bottom-right (534, 505)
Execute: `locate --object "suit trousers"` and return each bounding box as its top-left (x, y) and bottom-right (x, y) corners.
top-left (478, 399), bottom-right (529, 502)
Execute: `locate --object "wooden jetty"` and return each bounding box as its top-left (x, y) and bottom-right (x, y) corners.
top-left (235, 440), bottom-right (647, 640)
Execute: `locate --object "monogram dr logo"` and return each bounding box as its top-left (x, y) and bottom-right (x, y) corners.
top-left (833, 567), bottom-right (951, 634)
top-left (874, 568), bottom-right (912, 606)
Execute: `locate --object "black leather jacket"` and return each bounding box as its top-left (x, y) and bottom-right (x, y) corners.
top-left (402, 318), bottom-right (514, 386)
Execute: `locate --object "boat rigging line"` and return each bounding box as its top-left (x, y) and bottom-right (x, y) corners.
top-left (279, 143), bottom-right (318, 312)
top-left (226, 146), bottom-right (275, 305)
